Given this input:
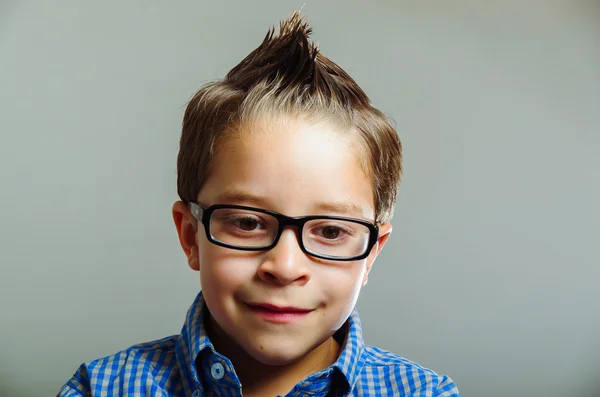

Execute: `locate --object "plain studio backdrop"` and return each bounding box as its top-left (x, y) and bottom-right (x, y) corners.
top-left (1, 1), bottom-right (599, 396)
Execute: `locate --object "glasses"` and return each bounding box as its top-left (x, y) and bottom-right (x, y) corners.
top-left (189, 203), bottom-right (379, 261)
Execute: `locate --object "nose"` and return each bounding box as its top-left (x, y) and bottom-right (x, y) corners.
top-left (257, 228), bottom-right (311, 286)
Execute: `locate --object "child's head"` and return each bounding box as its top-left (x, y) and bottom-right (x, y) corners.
top-left (173, 11), bottom-right (402, 368)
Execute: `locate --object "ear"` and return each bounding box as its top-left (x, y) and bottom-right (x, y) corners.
top-left (362, 223), bottom-right (392, 286)
top-left (172, 201), bottom-right (200, 271)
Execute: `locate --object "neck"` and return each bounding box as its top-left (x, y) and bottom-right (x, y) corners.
top-left (206, 315), bottom-right (340, 394)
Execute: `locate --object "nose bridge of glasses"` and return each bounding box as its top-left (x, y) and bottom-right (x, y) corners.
top-left (273, 214), bottom-right (305, 248)
top-left (277, 213), bottom-right (308, 232)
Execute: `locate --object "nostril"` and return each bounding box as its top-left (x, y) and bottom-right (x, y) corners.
top-left (264, 271), bottom-right (278, 281)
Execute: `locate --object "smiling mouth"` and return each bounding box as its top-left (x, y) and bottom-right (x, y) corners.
top-left (247, 303), bottom-right (312, 312)
top-left (245, 303), bottom-right (314, 322)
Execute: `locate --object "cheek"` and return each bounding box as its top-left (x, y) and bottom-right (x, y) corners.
top-left (198, 247), bottom-right (258, 323)
top-left (198, 243), bottom-right (258, 291)
top-left (318, 261), bottom-right (368, 308)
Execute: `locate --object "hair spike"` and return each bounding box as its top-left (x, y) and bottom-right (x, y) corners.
top-left (226, 10), bottom-right (318, 94)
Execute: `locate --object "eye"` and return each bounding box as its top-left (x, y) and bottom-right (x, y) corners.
top-left (312, 224), bottom-right (351, 241)
top-left (320, 225), bottom-right (343, 239)
top-left (234, 216), bottom-right (261, 231)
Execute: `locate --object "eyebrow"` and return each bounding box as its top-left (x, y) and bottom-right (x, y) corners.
top-left (212, 188), bottom-right (369, 219)
top-left (213, 188), bottom-right (273, 208)
top-left (312, 201), bottom-right (366, 218)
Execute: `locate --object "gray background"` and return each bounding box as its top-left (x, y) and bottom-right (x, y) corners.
top-left (1, 1), bottom-right (599, 396)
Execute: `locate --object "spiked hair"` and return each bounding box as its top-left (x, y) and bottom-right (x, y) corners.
top-left (177, 11), bottom-right (402, 223)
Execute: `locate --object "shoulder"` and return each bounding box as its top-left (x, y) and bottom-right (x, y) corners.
top-left (81, 335), bottom-right (178, 378)
top-left (356, 345), bottom-right (461, 396)
top-left (58, 335), bottom-right (180, 396)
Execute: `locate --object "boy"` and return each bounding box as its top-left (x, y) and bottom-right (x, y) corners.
top-left (59, 11), bottom-right (460, 397)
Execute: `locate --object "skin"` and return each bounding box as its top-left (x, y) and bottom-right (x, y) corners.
top-left (172, 117), bottom-right (392, 396)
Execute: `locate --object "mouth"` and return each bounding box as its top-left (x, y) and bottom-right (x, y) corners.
top-left (248, 303), bottom-right (312, 312)
top-left (245, 302), bottom-right (314, 323)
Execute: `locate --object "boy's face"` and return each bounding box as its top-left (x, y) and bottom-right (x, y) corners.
top-left (173, 117), bottom-right (391, 366)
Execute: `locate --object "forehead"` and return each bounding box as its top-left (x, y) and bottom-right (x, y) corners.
top-left (200, 117), bottom-right (376, 220)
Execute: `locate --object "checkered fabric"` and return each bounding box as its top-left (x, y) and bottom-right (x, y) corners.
top-left (58, 292), bottom-right (460, 396)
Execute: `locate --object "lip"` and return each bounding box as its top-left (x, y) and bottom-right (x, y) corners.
top-left (248, 303), bottom-right (312, 312)
top-left (245, 302), bottom-right (314, 323)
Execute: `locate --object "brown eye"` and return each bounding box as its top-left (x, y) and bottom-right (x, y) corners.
top-left (321, 226), bottom-right (341, 239)
top-left (236, 218), bottom-right (259, 231)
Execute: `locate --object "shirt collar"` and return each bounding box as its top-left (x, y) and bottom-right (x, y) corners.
top-left (175, 291), bottom-right (366, 395)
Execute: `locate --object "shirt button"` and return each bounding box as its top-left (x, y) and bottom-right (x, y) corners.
top-left (191, 390), bottom-right (201, 397)
top-left (211, 362), bottom-right (225, 380)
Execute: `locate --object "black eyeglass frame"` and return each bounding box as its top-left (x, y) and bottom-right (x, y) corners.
top-left (189, 202), bottom-right (379, 261)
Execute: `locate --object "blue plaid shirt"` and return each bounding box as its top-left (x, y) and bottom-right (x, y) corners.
top-left (58, 292), bottom-right (460, 396)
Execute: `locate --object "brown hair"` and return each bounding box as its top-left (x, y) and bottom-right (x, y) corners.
top-left (177, 11), bottom-right (402, 223)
